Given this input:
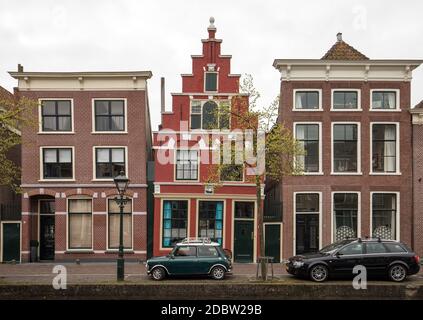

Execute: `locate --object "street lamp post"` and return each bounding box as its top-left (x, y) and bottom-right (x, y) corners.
top-left (113, 171), bottom-right (130, 281)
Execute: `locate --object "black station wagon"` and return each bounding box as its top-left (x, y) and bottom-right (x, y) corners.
top-left (286, 238), bottom-right (420, 282)
top-left (146, 238), bottom-right (232, 280)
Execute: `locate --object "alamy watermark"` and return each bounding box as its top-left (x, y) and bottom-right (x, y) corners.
top-left (52, 265), bottom-right (67, 290)
top-left (156, 122), bottom-right (266, 175)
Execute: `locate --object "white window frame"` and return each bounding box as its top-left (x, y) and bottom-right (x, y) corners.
top-left (331, 122), bottom-right (362, 175)
top-left (293, 192), bottom-right (323, 256)
top-left (38, 98), bottom-right (75, 134)
top-left (370, 192), bottom-right (400, 241)
top-left (66, 197), bottom-right (94, 252)
top-left (293, 122), bottom-right (323, 175)
top-left (331, 191), bottom-right (361, 242)
top-left (330, 89), bottom-right (361, 111)
top-left (189, 98), bottom-right (231, 130)
top-left (174, 148), bottom-right (200, 182)
top-left (91, 98), bottom-right (128, 134)
top-left (204, 71), bottom-right (219, 93)
top-left (39, 146), bottom-right (75, 182)
top-left (196, 199), bottom-right (226, 248)
top-left (370, 89), bottom-right (401, 112)
top-left (106, 197), bottom-right (134, 251)
top-left (159, 198), bottom-right (191, 251)
top-left (292, 89), bottom-right (323, 111)
top-left (92, 146), bottom-right (129, 182)
top-left (369, 122), bottom-right (401, 175)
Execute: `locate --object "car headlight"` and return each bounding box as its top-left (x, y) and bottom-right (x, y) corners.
top-left (293, 261), bottom-right (304, 268)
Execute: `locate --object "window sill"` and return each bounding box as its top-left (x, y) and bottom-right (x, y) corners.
top-left (91, 131), bottom-right (128, 134)
top-left (38, 131), bottom-right (75, 135)
top-left (219, 181), bottom-right (245, 184)
top-left (65, 250), bottom-right (94, 254)
top-left (331, 172), bottom-right (363, 175)
top-left (292, 109), bottom-right (323, 112)
top-left (301, 172), bottom-right (324, 176)
top-left (369, 109), bottom-right (401, 112)
top-left (330, 109), bottom-right (362, 112)
top-left (105, 250), bottom-right (134, 254)
top-left (38, 179), bottom-right (76, 182)
top-left (369, 172), bottom-right (402, 176)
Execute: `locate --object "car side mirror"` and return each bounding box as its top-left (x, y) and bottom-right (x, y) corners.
top-left (170, 254), bottom-right (175, 259)
top-left (335, 252), bottom-right (343, 258)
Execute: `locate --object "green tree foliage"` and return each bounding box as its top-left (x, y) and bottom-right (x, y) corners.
top-left (0, 96), bottom-right (37, 192)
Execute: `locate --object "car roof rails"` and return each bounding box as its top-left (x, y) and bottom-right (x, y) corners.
top-left (377, 237), bottom-right (382, 242)
top-left (357, 238), bottom-right (362, 243)
top-left (180, 237), bottom-right (212, 244)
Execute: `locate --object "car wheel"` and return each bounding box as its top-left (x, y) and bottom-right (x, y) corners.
top-left (211, 266), bottom-right (226, 280)
top-left (151, 267), bottom-right (166, 281)
top-left (389, 264), bottom-right (407, 282)
top-left (309, 264), bottom-right (329, 282)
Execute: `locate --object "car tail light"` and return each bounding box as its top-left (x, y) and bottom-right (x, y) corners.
top-left (413, 255), bottom-right (420, 264)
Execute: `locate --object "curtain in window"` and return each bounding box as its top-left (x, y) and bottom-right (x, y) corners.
top-left (295, 93), bottom-right (303, 109)
top-left (384, 126), bottom-right (396, 172)
top-left (69, 199), bottom-right (92, 248)
top-left (69, 214), bottom-right (92, 248)
top-left (295, 125), bottom-right (305, 168)
top-left (387, 93), bottom-right (396, 109)
top-left (391, 196), bottom-right (396, 239)
top-left (108, 214), bottom-right (132, 248)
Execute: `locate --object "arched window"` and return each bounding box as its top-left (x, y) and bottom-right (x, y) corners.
top-left (202, 101), bottom-right (218, 129)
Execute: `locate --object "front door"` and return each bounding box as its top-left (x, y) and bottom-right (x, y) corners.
top-left (234, 221), bottom-right (254, 262)
top-left (265, 224), bottom-right (281, 262)
top-left (2, 223), bottom-right (21, 262)
top-left (296, 214), bottom-right (319, 255)
top-left (40, 216), bottom-right (55, 260)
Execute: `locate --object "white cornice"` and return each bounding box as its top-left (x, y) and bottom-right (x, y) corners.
top-left (9, 71), bottom-right (152, 78)
top-left (9, 71), bottom-right (152, 91)
top-left (273, 59), bottom-right (423, 69)
top-left (272, 59), bottom-right (422, 82)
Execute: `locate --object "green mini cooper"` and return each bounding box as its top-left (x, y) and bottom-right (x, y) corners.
top-left (146, 238), bottom-right (232, 280)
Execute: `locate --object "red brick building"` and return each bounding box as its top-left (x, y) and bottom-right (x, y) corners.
top-left (10, 67), bottom-right (152, 262)
top-left (272, 33), bottom-right (422, 259)
top-left (411, 101), bottom-right (423, 256)
top-left (152, 18), bottom-right (262, 262)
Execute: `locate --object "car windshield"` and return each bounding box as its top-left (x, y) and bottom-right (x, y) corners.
top-left (319, 240), bottom-right (353, 254)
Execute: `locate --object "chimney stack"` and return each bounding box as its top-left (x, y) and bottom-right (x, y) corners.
top-left (161, 77), bottom-right (165, 113)
top-left (208, 17), bottom-right (216, 39)
top-left (17, 64), bottom-right (24, 72)
top-left (336, 32), bottom-right (343, 42)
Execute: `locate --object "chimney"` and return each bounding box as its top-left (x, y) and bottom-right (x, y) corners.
top-left (208, 16), bottom-right (216, 39)
top-left (336, 32), bottom-right (343, 42)
top-left (160, 77), bottom-right (165, 113)
top-left (17, 64), bottom-right (24, 72)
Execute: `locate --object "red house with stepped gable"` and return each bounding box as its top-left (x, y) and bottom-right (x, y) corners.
top-left (152, 18), bottom-right (263, 263)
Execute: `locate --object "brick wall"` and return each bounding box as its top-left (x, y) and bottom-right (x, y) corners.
top-left (413, 124), bottom-right (423, 255)
top-left (279, 80), bottom-right (413, 258)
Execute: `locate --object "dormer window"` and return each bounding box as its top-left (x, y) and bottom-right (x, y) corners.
top-left (205, 72), bottom-right (218, 92)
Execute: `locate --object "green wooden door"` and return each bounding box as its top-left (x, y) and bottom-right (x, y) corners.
top-left (2, 223), bottom-right (20, 262)
top-left (265, 224), bottom-right (281, 262)
top-left (234, 221), bottom-right (254, 262)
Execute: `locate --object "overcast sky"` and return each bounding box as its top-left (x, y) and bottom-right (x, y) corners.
top-left (1, 0), bottom-right (422, 130)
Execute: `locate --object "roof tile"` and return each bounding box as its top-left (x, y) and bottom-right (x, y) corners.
top-left (322, 35), bottom-right (369, 60)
